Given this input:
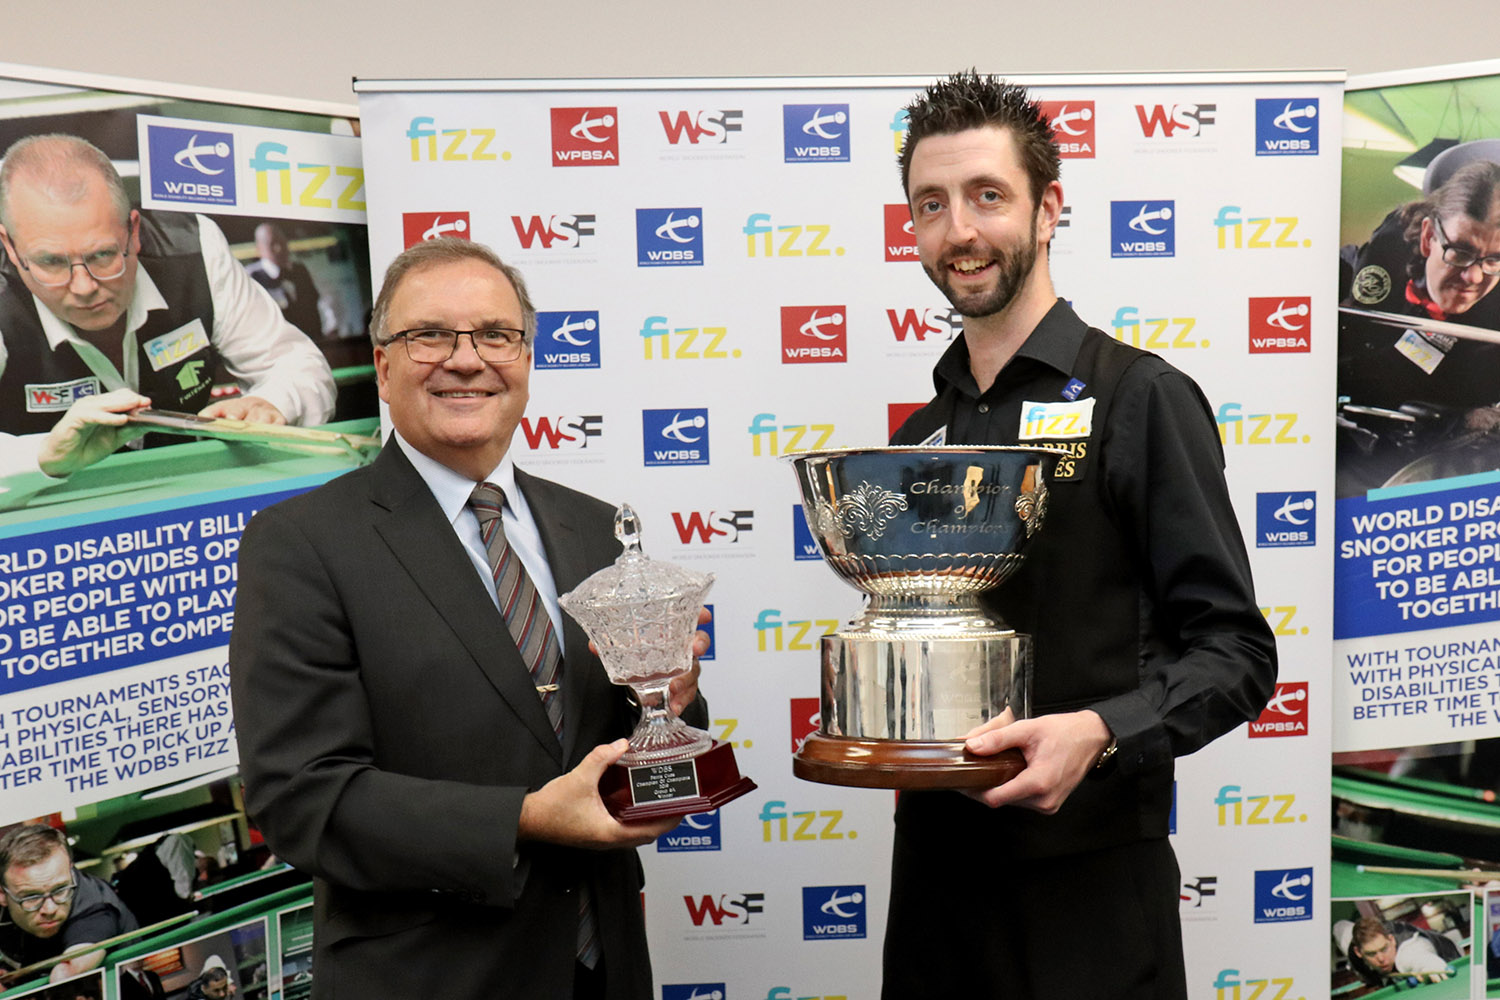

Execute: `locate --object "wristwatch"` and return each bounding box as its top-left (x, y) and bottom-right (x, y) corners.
top-left (1092, 736), bottom-right (1118, 771)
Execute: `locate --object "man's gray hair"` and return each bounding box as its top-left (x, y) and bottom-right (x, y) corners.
top-left (368, 238), bottom-right (537, 347)
top-left (0, 134), bottom-right (132, 233)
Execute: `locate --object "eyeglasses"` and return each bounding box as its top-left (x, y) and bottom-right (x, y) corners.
top-left (4, 872), bottom-right (76, 912)
top-left (7, 235), bottom-right (132, 287)
top-left (381, 328), bottom-right (528, 364)
top-left (1431, 216), bottom-right (1500, 276)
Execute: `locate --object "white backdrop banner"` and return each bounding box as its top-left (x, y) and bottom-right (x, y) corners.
top-left (356, 72), bottom-right (1341, 1000)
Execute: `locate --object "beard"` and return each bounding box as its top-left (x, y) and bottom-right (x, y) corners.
top-left (922, 223), bottom-right (1038, 319)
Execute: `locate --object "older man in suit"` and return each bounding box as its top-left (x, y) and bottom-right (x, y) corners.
top-left (229, 237), bottom-right (704, 1000)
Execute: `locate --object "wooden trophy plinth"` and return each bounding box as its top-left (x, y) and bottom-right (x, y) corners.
top-left (793, 733), bottom-right (1025, 789)
top-left (600, 739), bottom-right (757, 821)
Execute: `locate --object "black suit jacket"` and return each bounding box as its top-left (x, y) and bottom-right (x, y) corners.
top-left (230, 443), bottom-right (701, 999)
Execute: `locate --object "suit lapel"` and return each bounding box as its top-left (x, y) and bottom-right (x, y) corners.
top-left (368, 446), bottom-right (564, 764)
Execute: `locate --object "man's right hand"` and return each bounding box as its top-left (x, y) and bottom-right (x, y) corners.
top-left (37, 388), bottom-right (151, 477)
top-left (517, 739), bottom-right (680, 849)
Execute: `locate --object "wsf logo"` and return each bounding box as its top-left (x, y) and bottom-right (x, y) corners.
top-left (781, 306), bottom-right (847, 364)
top-left (1248, 297), bottom-right (1312, 353)
top-left (534, 311), bottom-right (600, 369)
top-left (402, 212), bottom-right (470, 248)
top-left (550, 107), bottom-right (619, 165)
top-left (644, 408), bottom-right (710, 466)
top-left (1136, 103), bottom-right (1216, 138)
top-left (683, 892), bottom-right (764, 928)
top-left (637, 208), bottom-right (704, 267)
top-left (1249, 682), bottom-right (1309, 739)
top-left (518, 415), bottom-right (602, 451)
top-left (792, 506), bottom-right (821, 561)
top-left (1110, 201), bottom-right (1175, 258)
top-left (25, 377), bottom-right (99, 413)
top-left (1040, 100), bottom-right (1095, 157)
top-left (510, 213), bottom-right (595, 251)
top-left (783, 104), bottom-right (849, 163)
top-left (657, 811), bottom-right (722, 853)
top-left (146, 124), bottom-right (236, 206)
top-left (1256, 491), bottom-right (1315, 548)
top-left (1253, 867), bottom-right (1312, 923)
top-left (660, 109), bottom-right (743, 145)
top-left (802, 885), bottom-right (866, 940)
top-left (1255, 98), bottom-right (1319, 155)
top-left (662, 986), bottom-right (724, 1000)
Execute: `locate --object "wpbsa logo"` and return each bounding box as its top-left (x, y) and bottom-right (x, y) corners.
top-left (518, 415), bottom-right (602, 451)
top-left (401, 211), bottom-right (470, 248)
top-left (659, 109), bottom-right (743, 145)
top-left (884, 204), bottom-right (917, 260)
top-left (1040, 101), bottom-right (1095, 157)
top-left (888, 402), bottom-right (925, 439)
top-left (550, 107), bottom-right (618, 165)
top-left (1249, 682), bottom-right (1308, 738)
top-left (671, 510), bottom-right (754, 544)
top-left (790, 697), bottom-right (820, 754)
top-left (1248, 297), bottom-right (1312, 353)
top-left (781, 306), bottom-right (848, 364)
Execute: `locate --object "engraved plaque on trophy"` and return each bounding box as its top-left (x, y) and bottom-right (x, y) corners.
top-left (559, 505), bottom-right (756, 820)
top-left (785, 447), bottom-right (1058, 789)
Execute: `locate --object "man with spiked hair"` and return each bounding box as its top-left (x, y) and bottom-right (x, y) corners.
top-left (882, 71), bottom-right (1277, 998)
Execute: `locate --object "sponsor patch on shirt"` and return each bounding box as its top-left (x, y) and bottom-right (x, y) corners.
top-left (916, 424), bottom-right (946, 446)
top-left (1395, 328), bottom-right (1447, 375)
top-left (1018, 398), bottom-right (1095, 440)
top-left (143, 319), bottom-right (210, 373)
top-left (1351, 264), bottom-right (1391, 305)
top-left (24, 376), bottom-right (100, 413)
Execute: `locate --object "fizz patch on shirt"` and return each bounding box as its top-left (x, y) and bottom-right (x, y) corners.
top-left (143, 319), bottom-right (210, 372)
top-left (1018, 398), bottom-right (1095, 441)
top-left (24, 376), bottom-right (100, 413)
top-left (1394, 328), bottom-right (1448, 375)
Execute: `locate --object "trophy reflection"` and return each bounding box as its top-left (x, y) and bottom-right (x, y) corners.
top-left (559, 504), bottom-right (756, 820)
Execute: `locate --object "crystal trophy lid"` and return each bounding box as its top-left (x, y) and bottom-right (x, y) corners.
top-left (561, 503), bottom-right (714, 611)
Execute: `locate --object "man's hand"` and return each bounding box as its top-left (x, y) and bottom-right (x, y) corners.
top-left (49, 944), bottom-right (105, 982)
top-left (961, 709), bottom-right (1112, 813)
top-left (518, 739), bottom-right (680, 849)
top-left (37, 388), bottom-right (152, 477)
top-left (668, 606), bottom-right (712, 715)
top-left (198, 395), bottom-right (287, 424)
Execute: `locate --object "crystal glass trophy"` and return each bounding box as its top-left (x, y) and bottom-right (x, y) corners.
top-left (559, 504), bottom-right (756, 820)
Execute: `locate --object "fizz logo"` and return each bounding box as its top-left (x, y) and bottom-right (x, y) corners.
top-left (1260, 605), bottom-right (1306, 638)
top-left (663, 987), bottom-right (725, 1000)
top-left (519, 415), bottom-right (602, 451)
top-left (1212, 971), bottom-right (1297, 1000)
top-left (1255, 98), bottom-right (1319, 155)
top-left (25, 377), bottom-right (99, 413)
top-left (1248, 297), bottom-right (1312, 352)
top-left (249, 142), bottom-right (365, 212)
top-left (1249, 682), bottom-right (1309, 738)
top-left (511, 214), bottom-right (596, 250)
top-left (886, 307), bottom-right (962, 343)
top-left (781, 306), bottom-right (848, 364)
top-left (660, 109), bottom-right (743, 145)
top-left (1110, 201), bottom-right (1175, 257)
top-left (1216, 404), bottom-right (1309, 446)
top-left (1181, 875), bottom-right (1217, 908)
top-left (1215, 208), bottom-right (1310, 250)
top-left (891, 107), bottom-right (909, 154)
top-left (802, 885), bottom-right (866, 940)
top-left (766, 990), bottom-right (846, 1000)
top-left (550, 107), bottom-right (619, 165)
top-left (1214, 786), bottom-right (1306, 826)
top-left (790, 697), bottom-right (820, 752)
top-left (146, 124), bottom-right (235, 205)
top-left (534, 311), bottom-right (600, 368)
top-left (884, 204), bottom-right (917, 260)
top-left (1253, 868), bottom-right (1313, 923)
top-left (640, 316), bottom-right (740, 361)
top-left (657, 811), bottom-right (722, 853)
top-left (406, 117), bottom-right (501, 161)
top-left (747, 414), bottom-right (835, 457)
top-left (761, 801), bottom-right (855, 843)
top-left (745, 213), bottom-right (844, 259)
top-left (683, 892), bottom-right (764, 927)
top-left (754, 611), bottom-right (838, 652)
top-left (644, 408), bottom-right (710, 466)
top-left (1256, 491), bottom-right (1316, 548)
top-left (792, 507), bottom-right (822, 562)
top-left (783, 104), bottom-right (849, 162)
top-left (402, 212), bottom-right (470, 248)
top-left (1111, 308), bottom-right (1204, 350)
top-left (672, 510), bottom-right (754, 544)
top-left (1135, 103), bottom-right (1216, 138)
top-left (1040, 100), bottom-right (1095, 157)
top-left (638, 208), bottom-right (704, 266)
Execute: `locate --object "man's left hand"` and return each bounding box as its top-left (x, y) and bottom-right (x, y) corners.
top-left (961, 709), bottom-right (1112, 813)
top-left (198, 395), bottom-right (287, 424)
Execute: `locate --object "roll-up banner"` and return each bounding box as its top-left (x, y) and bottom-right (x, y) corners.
top-left (0, 63), bottom-right (365, 998)
top-left (358, 72), bottom-right (1340, 997)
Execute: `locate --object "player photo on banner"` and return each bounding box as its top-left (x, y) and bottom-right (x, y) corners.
top-left (1331, 887), bottom-right (1472, 996)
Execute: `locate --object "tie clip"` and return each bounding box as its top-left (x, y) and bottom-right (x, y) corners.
top-left (535, 684), bottom-right (560, 693)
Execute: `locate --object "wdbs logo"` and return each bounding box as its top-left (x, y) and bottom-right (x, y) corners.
top-left (1040, 101), bottom-right (1095, 157)
top-left (1110, 201), bottom-right (1175, 258)
top-left (1255, 98), bottom-right (1319, 155)
top-left (783, 104), bottom-right (849, 162)
top-left (802, 885), bottom-right (866, 940)
top-left (402, 212), bottom-right (470, 248)
top-left (1253, 867), bottom-right (1313, 923)
top-left (1248, 297), bottom-right (1312, 353)
top-left (643, 408), bottom-right (709, 466)
top-left (781, 306), bottom-right (847, 364)
top-left (1249, 682), bottom-right (1309, 738)
top-left (657, 811), bottom-right (722, 853)
top-left (637, 208), bottom-right (704, 267)
top-left (1256, 491), bottom-right (1315, 547)
top-left (550, 107), bottom-right (619, 165)
top-left (792, 506), bottom-right (821, 561)
top-left (146, 124), bottom-right (236, 206)
top-left (663, 987), bottom-right (724, 1000)
top-left (534, 311), bottom-right (600, 369)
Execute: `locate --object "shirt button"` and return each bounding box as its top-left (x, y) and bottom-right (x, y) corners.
top-left (977, 403), bottom-right (990, 414)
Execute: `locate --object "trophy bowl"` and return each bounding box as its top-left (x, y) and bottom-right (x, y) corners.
top-left (785, 446), bottom-right (1059, 789)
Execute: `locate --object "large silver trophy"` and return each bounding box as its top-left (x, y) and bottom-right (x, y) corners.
top-left (786, 446), bottom-right (1058, 789)
top-left (559, 505), bottom-right (756, 820)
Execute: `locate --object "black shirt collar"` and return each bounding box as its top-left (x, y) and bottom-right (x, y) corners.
top-left (932, 298), bottom-right (1088, 399)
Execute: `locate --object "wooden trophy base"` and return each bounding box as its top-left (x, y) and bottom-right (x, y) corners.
top-left (600, 738), bottom-right (758, 821)
top-left (792, 733), bottom-right (1025, 789)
